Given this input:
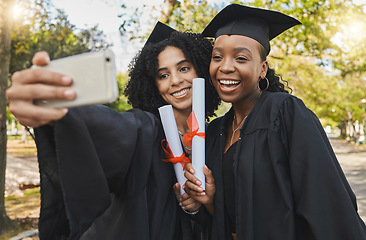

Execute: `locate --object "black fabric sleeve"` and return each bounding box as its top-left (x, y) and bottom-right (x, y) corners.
top-left (35, 105), bottom-right (158, 239)
top-left (35, 125), bottom-right (70, 240)
top-left (274, 97), bottom-right (366, 239)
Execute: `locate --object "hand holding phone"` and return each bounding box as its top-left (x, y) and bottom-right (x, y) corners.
top-left (35, 49), bottom-right (118, 108)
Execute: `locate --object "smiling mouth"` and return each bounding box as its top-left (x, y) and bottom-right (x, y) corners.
top-left (218, 80), bottom-right (240, 89)
top-left (172, 87), bottom-right (191, 97)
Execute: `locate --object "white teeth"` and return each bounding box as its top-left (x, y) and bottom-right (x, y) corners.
top-left (172, 88), bottom-right (190, 97)
top-left (219, 80), bottom-right (240, 85)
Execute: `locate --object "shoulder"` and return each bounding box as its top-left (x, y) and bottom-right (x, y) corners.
top-left (243, 92), bottom-right (310, 133)
top-left (67, 106), bottom-right (161, 131)
top-left (259, 92), bottom-right (308, 114)
top-left (208, 116), bottom-right (223, 129)
top-left (261, 91), bottom-right (293, 106)
top-left (261, 92), bottom-right (320, 130)
top-left (126, 108), bottom-right (160, 124)
top-left (207, 115), bottom-right (226, 137)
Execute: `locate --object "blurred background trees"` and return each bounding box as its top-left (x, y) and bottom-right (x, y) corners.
top-left (7, 0), bottom-right (365, 140)
top-left (1, 0), bottom-right (120, 234)
top-left (1, 0), bottom-right (366, 234)
top-left (118, 0), bottom-right (366, 140)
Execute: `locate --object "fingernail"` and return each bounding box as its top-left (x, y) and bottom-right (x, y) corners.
top-left (44, 54), bottom-right (51, 63)
top-left (196, 180), bottom-right (202, 186)
top-left (62, 108), bottom-right (68, 114)
top-left (197, 187), bottom-right (203, 191)
top-left (61, 76), bottom-right (72, 84)
top-left (200, 192), bottom-right (206, 196)
top-left (64, 89), bottom-right (75, 98)
top-left (190, 169), bottom-right (194, 174)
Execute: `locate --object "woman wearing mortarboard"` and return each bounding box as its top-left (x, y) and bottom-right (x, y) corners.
top-left (6, 22), bottom-right (220, 239)
top-left (184, 4), bottom-right (366, 240)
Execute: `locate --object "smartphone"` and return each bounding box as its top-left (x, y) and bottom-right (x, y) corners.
top-left (35, 49), bottom-right (118, 108)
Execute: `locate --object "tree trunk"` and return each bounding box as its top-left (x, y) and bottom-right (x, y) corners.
top-left (0, 0), bottom-right (16, 234)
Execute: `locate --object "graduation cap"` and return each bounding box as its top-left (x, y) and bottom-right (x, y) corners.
top-left (145, 21), bottom-right (177, 45)
top-left (202, 4), bottom-right (301, 55)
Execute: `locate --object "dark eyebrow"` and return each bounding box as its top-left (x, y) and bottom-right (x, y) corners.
top-left (157, 59), bottom-right (190, 72)
top-left (177, 59), bottom-right (189, 66)
top-left (213, 47), bottom-right (252, 55)
top-left (234, 47), bottom-right (252, 55)
top-left (157, 67), bottom-right (167, 72)
top-left (213, 47), bottom-right (223, 51)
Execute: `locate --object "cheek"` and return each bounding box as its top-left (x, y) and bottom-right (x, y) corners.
top-left (209, 62), bottom-right (217, 79)
top-left (155, 80), bottom-right (167, 94)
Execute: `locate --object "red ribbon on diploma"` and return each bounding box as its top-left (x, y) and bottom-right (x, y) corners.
top-left (161, 139), bottom-right (191, 170)
top-left (182, 111), bottom-right (205, 147)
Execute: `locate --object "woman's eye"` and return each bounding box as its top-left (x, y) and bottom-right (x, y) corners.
top-left (159, 73), bottom-right (168, 80)
top-left (180, 66), bottom-right (189, 72)
top-left (212, 55), bottom-right (222, 60)
top-left (236, 56), bottom-right (248, 61)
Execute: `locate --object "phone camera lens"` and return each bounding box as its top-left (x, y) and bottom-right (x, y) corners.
top-left (106, 57), bottom-right (110, 62)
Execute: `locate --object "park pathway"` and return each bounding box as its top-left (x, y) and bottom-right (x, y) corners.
top-left (329, 136), bottom-right (366, 222)
top-left (4, 135), bottom-right (366, 221)
top-left (5, 155), bottom-right (39, 197)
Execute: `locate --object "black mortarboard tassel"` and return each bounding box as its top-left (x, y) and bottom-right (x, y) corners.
top-left (202, 4), bottom-right (301, 55)
top-left (145, 21), bottom-right (177, 45)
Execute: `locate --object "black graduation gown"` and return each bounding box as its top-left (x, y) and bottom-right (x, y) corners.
top-left (206, 91), bottom-right (366, 240)
top-left (34, 105), bottom-right (201, 240)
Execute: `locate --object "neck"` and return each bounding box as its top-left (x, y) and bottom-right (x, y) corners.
top-left (231, 89), bottom-right (261, 124)
top-left (173, 108), bottom-right (191, 134)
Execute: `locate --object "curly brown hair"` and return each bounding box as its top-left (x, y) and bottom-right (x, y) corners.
top-left (124, 31), bottom-right (221, 120)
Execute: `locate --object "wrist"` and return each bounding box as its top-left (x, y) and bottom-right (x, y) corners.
top-left (182, 208), bottom-right (199, 215)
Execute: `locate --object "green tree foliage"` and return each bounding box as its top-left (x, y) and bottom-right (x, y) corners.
top-left (118, 0), bottom-right (226, 41)
top-left (164, 0), bottom-right (222, 32)
top-left (120, 0), bottom-right (366, 136)
top-left (238, 0), bottom-right (366, 133)
top-left (10, 0), bottom-right (109, 74)
top-left (105, 73), bottom-right (132, 112)
top-left (9, 0), bottom-right (131, 115)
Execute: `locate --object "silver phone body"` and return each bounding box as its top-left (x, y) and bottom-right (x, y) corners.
top-left (35, 49), bottom-right (118, 108)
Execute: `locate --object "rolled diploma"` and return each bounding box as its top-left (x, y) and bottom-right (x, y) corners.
top-left (158, 105), bottom-right (186, 195)
top-left (192, 78), bottom-right (205, 190)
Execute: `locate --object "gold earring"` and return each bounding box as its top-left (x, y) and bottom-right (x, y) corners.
top-left (258, 77), bottom-right (269, 91)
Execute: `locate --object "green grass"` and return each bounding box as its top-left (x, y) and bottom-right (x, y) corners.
top-left (7, 138), bottom-right (37, 157)
top-left (1, 188), bottom-right (40, 239)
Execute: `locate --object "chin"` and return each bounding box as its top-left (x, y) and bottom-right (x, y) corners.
top-left (172, 103), bottom-right (192, 112)
top-left (218, 93), bottom-right (237, 104)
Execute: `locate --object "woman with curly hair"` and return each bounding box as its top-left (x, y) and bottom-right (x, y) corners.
top-left (125, 27), bottom-right (219, 121)
top-left (6, 22), bottom-right (219, 240)
top-left (184, 4), bottom-right (366, 240)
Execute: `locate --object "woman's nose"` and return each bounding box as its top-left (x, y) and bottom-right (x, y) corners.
top-left (219, 58), bottom-right (235, 73)
top-left (171, 73), bottom-right (183, 85)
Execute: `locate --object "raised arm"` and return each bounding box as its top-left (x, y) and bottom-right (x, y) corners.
top-left (6, 51), bottom-right (76, 127)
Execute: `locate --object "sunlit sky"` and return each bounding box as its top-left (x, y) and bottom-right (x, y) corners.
top-left (51, 0), bottom-right (229, 33)
top-left (50, 0), bottom-right (230, 72)
top-left (49, 0), bottom-right (365, 72)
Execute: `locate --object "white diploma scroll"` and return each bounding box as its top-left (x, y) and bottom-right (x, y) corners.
top-left (192, 78), bottom-right (205, 190)
top-left (158, 105), bottom-right (186, 195)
